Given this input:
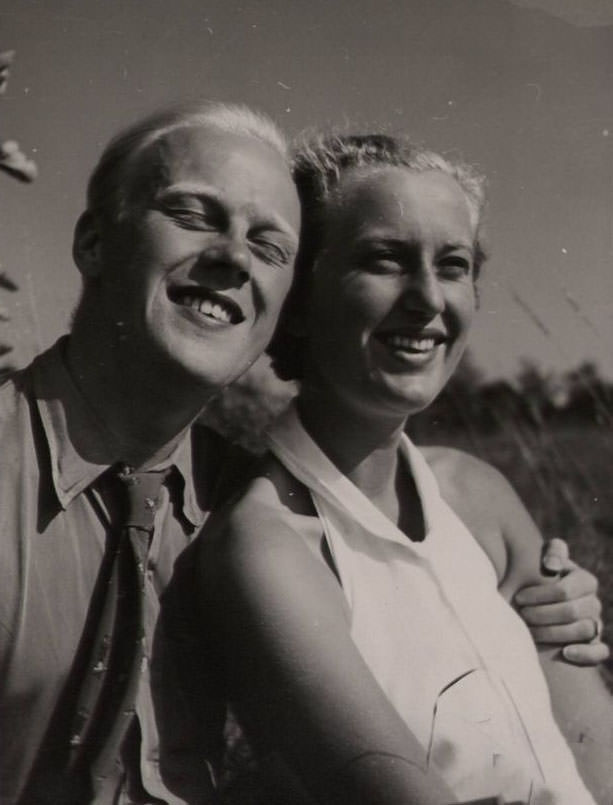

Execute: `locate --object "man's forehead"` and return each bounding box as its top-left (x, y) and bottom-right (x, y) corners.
top-left (151, 125), bottom-right (223, 168)
top-left (138, 125), bottom-right (281, 182)
top-left (122, 123), bottom-right (299, 235)
top-left (125, 126), bottom-right (216, 191)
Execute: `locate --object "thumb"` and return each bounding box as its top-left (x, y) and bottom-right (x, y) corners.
top-left (541, 537), bottom-right (570, 577)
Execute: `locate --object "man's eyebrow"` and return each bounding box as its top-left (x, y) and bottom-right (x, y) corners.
top-left (156, 182), bottom-right (221, 202)
top-left (157, 182), bottom-right (298, 242)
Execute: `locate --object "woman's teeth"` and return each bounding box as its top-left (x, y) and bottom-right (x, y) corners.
top-left (384, 334), bottom-right (437, 353)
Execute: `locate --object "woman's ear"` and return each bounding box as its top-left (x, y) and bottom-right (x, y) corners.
top-left (72, 211), bottom-right (102, 279)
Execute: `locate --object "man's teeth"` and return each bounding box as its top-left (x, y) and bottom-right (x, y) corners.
top-left (385, 334), bottom-right (438, 352)
top-left (181, 295), bottom-right (231, 323)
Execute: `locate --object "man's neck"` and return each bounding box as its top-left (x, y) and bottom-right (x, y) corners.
top-left (65, 331), bottom-right (212, 468)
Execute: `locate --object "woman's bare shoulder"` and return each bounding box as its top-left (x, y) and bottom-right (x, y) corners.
top-left (420, 445), bottom-right (514, 522)
top-left (200, 453), bottom-right (337, 596)
top-left (420, 445), bottom-right (542, 590)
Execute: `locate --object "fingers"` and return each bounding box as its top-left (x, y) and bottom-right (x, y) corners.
top-left (519, 594), bottom-right (601, 627)
top-left (540, 537), bottom-right (570, 577)
top-left (518, 559), bottom-right (608, 667)
top-left (562, 640), bottom-right (611, 666)
top-left (515, 564), bottom-right (598, 607)
top-left (527, 616), bottom-right (603, 645)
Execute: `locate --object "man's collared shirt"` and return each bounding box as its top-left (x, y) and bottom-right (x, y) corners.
top-left (0, 339), bottom-right (244, 804)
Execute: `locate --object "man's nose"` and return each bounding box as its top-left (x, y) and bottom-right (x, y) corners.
top-left (200, 233), bottom-right (252, 286)
top-left (401, 262), bottom-right (445, 316)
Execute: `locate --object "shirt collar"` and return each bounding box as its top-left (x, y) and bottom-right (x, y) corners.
top-left (32, 337), bottom-right (203, 526)
top-left (165, 430), bottom-right (205, 528)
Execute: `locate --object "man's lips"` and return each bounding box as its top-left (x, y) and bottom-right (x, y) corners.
top-left (168, 287), bottom-right (245, 325)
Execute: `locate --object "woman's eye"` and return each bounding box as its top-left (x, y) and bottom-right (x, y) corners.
top-left (438, 256), bottom-right (472, 279)
top-left (361, 251), bottom-right (403, 273)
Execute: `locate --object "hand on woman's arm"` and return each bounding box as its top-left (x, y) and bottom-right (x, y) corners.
top-left (515, 539), bottom-right (608, 665)
top-left (199, 504), bottom-right (459, 805)
top-left (428, 448), bottom-right (608, 666)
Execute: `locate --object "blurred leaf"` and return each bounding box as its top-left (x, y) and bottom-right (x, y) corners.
top-left (0, 140), bottom-right (38, 182)
top-left (0, 49), bottom-right (15, 94)
top-left (0, 272), bottom-right (18, 292)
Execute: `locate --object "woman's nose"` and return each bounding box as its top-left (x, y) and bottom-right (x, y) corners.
top-left (401, 263), bottom-right (445, 316)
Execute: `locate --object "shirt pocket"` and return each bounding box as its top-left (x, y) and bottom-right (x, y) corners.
top-left (426, 668), bottom-right (537, 803)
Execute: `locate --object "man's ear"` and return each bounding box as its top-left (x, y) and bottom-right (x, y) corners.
top-left (72, 211), bottom-right (103, 279)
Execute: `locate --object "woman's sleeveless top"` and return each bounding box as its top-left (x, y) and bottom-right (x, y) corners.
top-left (266, 406), bottom-right (594, 804)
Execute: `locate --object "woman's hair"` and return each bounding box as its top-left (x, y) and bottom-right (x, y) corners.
top-left (268, 132), bottom-right (487, 380)
top-left (85, 101), bottom-right (289, 223)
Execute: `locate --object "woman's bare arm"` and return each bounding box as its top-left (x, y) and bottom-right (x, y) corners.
top-left (428, 448), bottom-right (613, 804)
top-left (425, 446), bottom-right (608, 660)
top-left (199, 495), bottom-right (460, 805)
top-left (493, 472), bottom-right (613, 805)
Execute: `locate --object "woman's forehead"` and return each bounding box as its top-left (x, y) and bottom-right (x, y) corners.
top-left (327, 166), bottom-right (476, 239)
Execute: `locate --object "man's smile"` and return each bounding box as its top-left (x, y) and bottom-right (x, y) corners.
top-left (168, 286), bottom-right (245, 325)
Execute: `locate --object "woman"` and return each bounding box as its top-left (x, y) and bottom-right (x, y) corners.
top-left (197, 134), bottom-right (612, 804)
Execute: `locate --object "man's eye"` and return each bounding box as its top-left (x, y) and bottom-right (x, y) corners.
top-left (251, 238), bottom-right (291, 266)
top-left (166, 208), bottom-right (215, 230)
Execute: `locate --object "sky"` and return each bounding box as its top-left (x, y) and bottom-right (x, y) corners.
top-left (1, 0), bottom-right (612, 382)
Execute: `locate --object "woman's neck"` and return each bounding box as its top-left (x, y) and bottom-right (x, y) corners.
top-left (296, 384), bottom-right (425, 538)
top-left (297, 382), bottom-right (407, 503)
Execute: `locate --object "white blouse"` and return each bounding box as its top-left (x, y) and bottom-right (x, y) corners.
top-left (267, 405), bottom-right (594, 804)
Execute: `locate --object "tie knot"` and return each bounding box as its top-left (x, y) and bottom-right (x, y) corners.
top-left (114, 464), bottom-right (169, 531)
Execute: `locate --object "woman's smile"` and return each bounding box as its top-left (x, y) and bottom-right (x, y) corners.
top-left (373, 327), bottom-right (448, 366)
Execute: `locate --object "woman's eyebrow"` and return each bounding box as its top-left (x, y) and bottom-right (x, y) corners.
top-left (439, 241), bottom-right (474, 253)
top-left (355, 234), bottom-right (473, 248)
top-left (353, 235), bottom-right (405, 247)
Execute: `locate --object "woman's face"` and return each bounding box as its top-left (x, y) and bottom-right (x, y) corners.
top-left (302, 166), bottom-right (478, 421)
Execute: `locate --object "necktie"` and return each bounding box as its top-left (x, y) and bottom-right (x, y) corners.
top-left (67, 464), bottom-right (168, 797)
top-left (19, 465), bottom-right (169, 804)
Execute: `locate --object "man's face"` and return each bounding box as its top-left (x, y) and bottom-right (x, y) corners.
top-left (94, 126), bottom-right (300, 391)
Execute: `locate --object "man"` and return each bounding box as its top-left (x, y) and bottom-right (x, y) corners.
top-left (0, 102), bottom-right (300, 804)
top-left (0, 103), bottom-right (605, 805)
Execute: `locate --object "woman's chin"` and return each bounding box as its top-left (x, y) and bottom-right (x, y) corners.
top-left (368, 376), bottom-right (441, 420)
